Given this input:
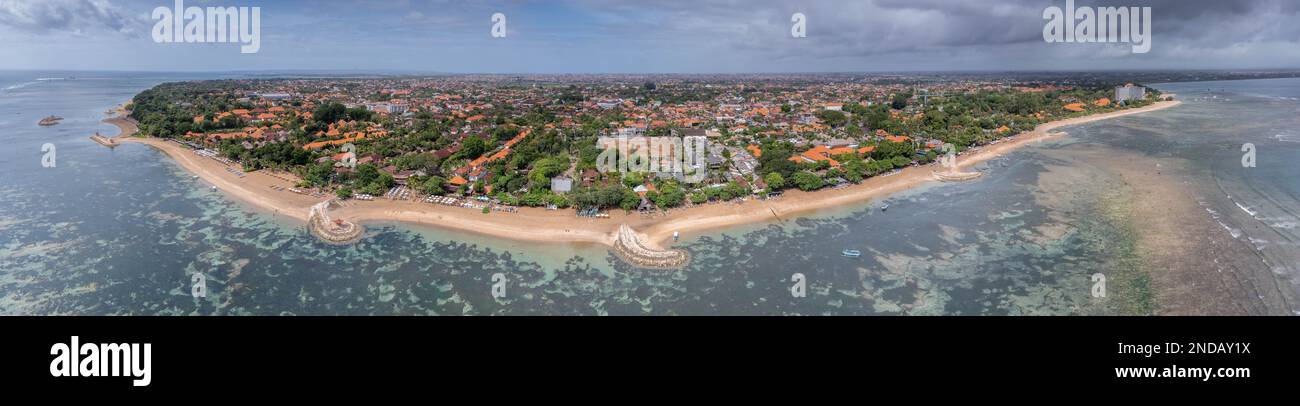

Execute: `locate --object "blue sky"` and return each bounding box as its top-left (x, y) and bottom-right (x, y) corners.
top-left (3, 0), bottom-right (1300, 73)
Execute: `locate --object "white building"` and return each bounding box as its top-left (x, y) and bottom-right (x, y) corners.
top-left (367, 103), bottom-right (408, 114)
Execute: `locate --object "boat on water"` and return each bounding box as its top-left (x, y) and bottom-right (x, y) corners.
top-left (880, 203), bottom-right (889, 212)
top-left (38, 115), bottom-right (63, 126)
top-left (842, 249), bottom-right (862, 258)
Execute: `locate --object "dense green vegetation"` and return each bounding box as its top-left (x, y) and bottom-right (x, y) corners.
top-left (129, 78), bottom-right (1157, 212)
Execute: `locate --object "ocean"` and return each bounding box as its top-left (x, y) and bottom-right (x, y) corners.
top-left (1, 71), bottom-right (1296, 315)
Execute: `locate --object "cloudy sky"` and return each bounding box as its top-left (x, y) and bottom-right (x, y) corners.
top-left (2, 0), bottom-right (1299, 73)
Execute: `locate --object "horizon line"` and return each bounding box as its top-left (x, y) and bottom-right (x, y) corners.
top-left (6, 67), bottom-right (1300, 76)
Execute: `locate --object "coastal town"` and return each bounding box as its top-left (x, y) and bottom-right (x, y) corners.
top-left (120, 73), bottom-right (1170, 267)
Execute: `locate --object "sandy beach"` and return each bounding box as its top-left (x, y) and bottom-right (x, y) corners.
top-left (101, 103), bottom-right (138, 138)
top-left (118, 100), bottom-right (1181, 250)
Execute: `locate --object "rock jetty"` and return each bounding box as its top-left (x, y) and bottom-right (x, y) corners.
top-left (308, 200), bottom-right (364, 244)
top-left (612, 224), bottom-right (690, 269)
top-left (932, 170), bottom-right (983, 182)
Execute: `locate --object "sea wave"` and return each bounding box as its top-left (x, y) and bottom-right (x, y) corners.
top-left (1269, 221), bottom-right (1298, 229)
top-left (1274, 134), bottom-right (1300, 143)
top-left (1216, 218), bottom-right (1243, 239)
top-left (0, 81), bottom-right (41, 93)
top-left (1235, 201), bottom-right (1258, 217)
top-left (1235, 92), bottom-right (1299, 102)
top-left (1202, 204), bottom-right (1243, 239)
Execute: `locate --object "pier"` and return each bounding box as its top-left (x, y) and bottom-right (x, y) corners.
top-left (89, 133), bottom-right (118, 148)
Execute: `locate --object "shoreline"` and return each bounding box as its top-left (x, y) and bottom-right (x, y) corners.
top-left (101, 102), bottom-right (138, 139)
top-left (118, 100), bottom-right (1181, 251)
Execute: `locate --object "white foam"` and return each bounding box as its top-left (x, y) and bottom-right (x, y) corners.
top-left (1217, 220), bottom-right (1243, 239)
top-left (0, 81), bottom-right (40, 93)
top-left (1235, 201), bottom-right (1258, 217)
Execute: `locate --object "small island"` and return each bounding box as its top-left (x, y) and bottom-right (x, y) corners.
top-left (38, 115), bottom-right (63, 126)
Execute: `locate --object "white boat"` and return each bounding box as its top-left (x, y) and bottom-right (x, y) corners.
top-left (842, 249), bottom-right (862, 258)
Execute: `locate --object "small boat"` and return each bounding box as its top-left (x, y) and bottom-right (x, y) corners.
top-left (842, 249), bottom-right (862, 258)
top-left (673, 231), bottom-right (680, 241)
top-left (880, 204), bottom-right (889, 212)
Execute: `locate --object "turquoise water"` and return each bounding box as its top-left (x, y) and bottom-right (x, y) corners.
top-left (1, 72), bottom-right (1295, 315)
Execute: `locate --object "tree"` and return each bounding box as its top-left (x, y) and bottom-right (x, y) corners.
top-left (846, 124), bottom-right (864, 137)
top-left (792, 171), bottom-right (824, 191)
top-left (314, 103), bottom-right (347, 124)
top-left (529, 157), bottom-right (567, 186)
top-left (345, 107), bottom-right (374, 122)
top-left (622, 172), bottom-right (645, 188)
top-left (757, 142), bottom-right (797, 179)
top-left (722, 181), bottom-right (748, 200)
top-left (547, 192), bottom-right (571, 208)
top-left (864, 104), bottom-right (891, 131)
top-left (420, 176), bottom-right (446, 195)
top-left (620, 189), bottom-right (641, 211)
top-left (458, 136), bottom-right (489, 160)
top-left (306, 162), bottom-right (334, 187)
top-left (765, 172), bottom-right (785, 190)
top-left (335, 186), bottom-right (353, 199)
top-left (842, 160), bottom-right (866, 183)
top-left (652, 181), bottom-right (686, 208)
top-left (891, 92), bottom-right (912, 110)
top-left (815, 110), bottom-right (848, 127)
top-left (872, 140), bottom-right (916, 161)
top-left (491, 126), bottom-right (522, 143)
top-left (690, 192), bottom-right (708, 204)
